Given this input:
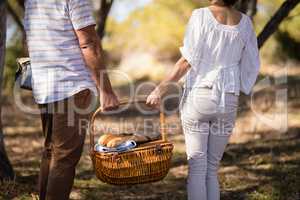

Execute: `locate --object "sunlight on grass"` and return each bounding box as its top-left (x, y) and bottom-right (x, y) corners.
top-left (247, 191), bottom-right (275, 200)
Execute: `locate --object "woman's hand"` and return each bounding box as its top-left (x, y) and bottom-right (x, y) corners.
top-left (146, 57), bottom-right (191, 107)
top-left (146, 88), bottom-right (162, 107)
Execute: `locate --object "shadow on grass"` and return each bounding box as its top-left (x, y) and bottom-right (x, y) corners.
top-left (77, 176), bottom-right (187, 200)
top-left (2, 126), bottom-right (299, 200)
top-left (221, 127), bottom-right (300, 200)
top-left (0, 174), bottom-right (38, 200)
top-left (78, 128), bottom-right (300, 200)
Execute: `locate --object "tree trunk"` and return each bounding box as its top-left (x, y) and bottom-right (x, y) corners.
top-left (17, 0), bottom-right (25, 9)
top-left (96, 0), bottom-right (114, 40)
top-left (7, 1), bottom-right (24, 32)
top-left (257, 0), bottom-right (300, 48)
top-left (235, 0), bottom-right (257, 19)
top-left (0, 1), bottom-right (15, 181)
top-left (7, 0), bottom-right (27, 56)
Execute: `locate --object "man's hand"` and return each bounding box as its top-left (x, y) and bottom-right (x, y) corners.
top-left (100, 90), bottom-right (120, 111)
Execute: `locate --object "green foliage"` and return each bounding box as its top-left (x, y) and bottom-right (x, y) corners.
top-left (4, 0), bottom-right (25, 93)
top-left (104, 0), bottom-right (300, 64)
top-left (104, 0), bottom-right (207, 60)
top-left (7, 0), bottom-right (24, 21)
top-left (4, 39), bottom-right (23, 93)
top-left (275, 31), bottom-right (300, 61)
top-left (4, 0), bottom-right (300, 93)
top-left (258, 0), bottom-right (300, 63)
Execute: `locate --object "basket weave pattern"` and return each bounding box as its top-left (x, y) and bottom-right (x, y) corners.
top-left (89, 100), bottom-right (174, 185)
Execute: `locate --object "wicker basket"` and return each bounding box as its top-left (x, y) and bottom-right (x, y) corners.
top-left (89, 99), bottom-right (174, 185)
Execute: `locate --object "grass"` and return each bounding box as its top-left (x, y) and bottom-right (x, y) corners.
top-left (1, 67), bottom-right (300, 200)
top-left (1, 127), bottom-right (299, 200)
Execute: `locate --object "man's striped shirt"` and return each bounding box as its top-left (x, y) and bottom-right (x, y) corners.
top-left (24, 0), bottom-right (98, 104)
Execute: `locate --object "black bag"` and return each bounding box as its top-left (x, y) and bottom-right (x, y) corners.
top-left (15, 57), bottom-right (32, 90)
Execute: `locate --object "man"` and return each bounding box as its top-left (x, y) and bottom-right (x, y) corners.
top-left (24, 0), bottom-right (119, 199)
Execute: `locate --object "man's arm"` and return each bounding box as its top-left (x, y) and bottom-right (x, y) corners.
top-left (74, 25), bottom-right (119, 110)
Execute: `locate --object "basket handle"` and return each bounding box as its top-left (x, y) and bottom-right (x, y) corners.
top-left (89, 99), bottom-right (167, 153)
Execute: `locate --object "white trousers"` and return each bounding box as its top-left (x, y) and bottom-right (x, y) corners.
top-left (180, 88), bottom-right (238, 200)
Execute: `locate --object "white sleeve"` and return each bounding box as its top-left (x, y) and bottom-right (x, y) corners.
top-left (179, 9), bottom-right (202, 67)
top-left (68, 0), bottom-right (96, 30)
top-left (240, 18), bottom-right (261, 95)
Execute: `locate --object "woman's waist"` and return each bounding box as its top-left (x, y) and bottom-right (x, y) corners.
top-left (189, 62), bottom-right (240, 80)
top-left (185, 76), bottom-right (240, 92)
top-left (195, 58), bottom-right (240, 69)
top-left (184, 86), bottom-right (239, 95)
top-left (183, 87), bottom-right (239, 107)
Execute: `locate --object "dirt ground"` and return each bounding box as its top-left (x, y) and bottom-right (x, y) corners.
top-left (1, 64), bottom-right (300, 200)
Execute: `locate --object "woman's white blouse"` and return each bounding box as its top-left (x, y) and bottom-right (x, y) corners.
top-left (180, 7), bottom-right (260, 111)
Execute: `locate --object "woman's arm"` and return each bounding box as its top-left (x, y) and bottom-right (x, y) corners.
top-left (146, 57), bottom-right (191, 106)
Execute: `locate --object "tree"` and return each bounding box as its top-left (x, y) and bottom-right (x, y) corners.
top-left (0, 1), bottom-right (15, 181)
top-left (104, 0), bottom-right (198, 58)
top-left (7, 0), bottom-right (27, 56)
top-left (193, 0), bottom-right (299, 49)
top-left (96, 0), bottom-right (114, 40)
top-left (235, 0), bottom-right (258, 18)
top-left (234, 0), bottom-right (300, 49)
top-left (257, 0), bottom-right (300, 48)
top-left (7, 0), bottom-right (24, 32)
top-left (16, 0), bottom-right (24, 9)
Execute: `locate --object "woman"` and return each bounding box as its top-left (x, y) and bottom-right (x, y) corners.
top-left (146, 0), bottom-right (260, 200)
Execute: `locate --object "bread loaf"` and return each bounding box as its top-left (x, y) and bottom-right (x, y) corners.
top-left (98, 134), bottom-right (117, 146)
